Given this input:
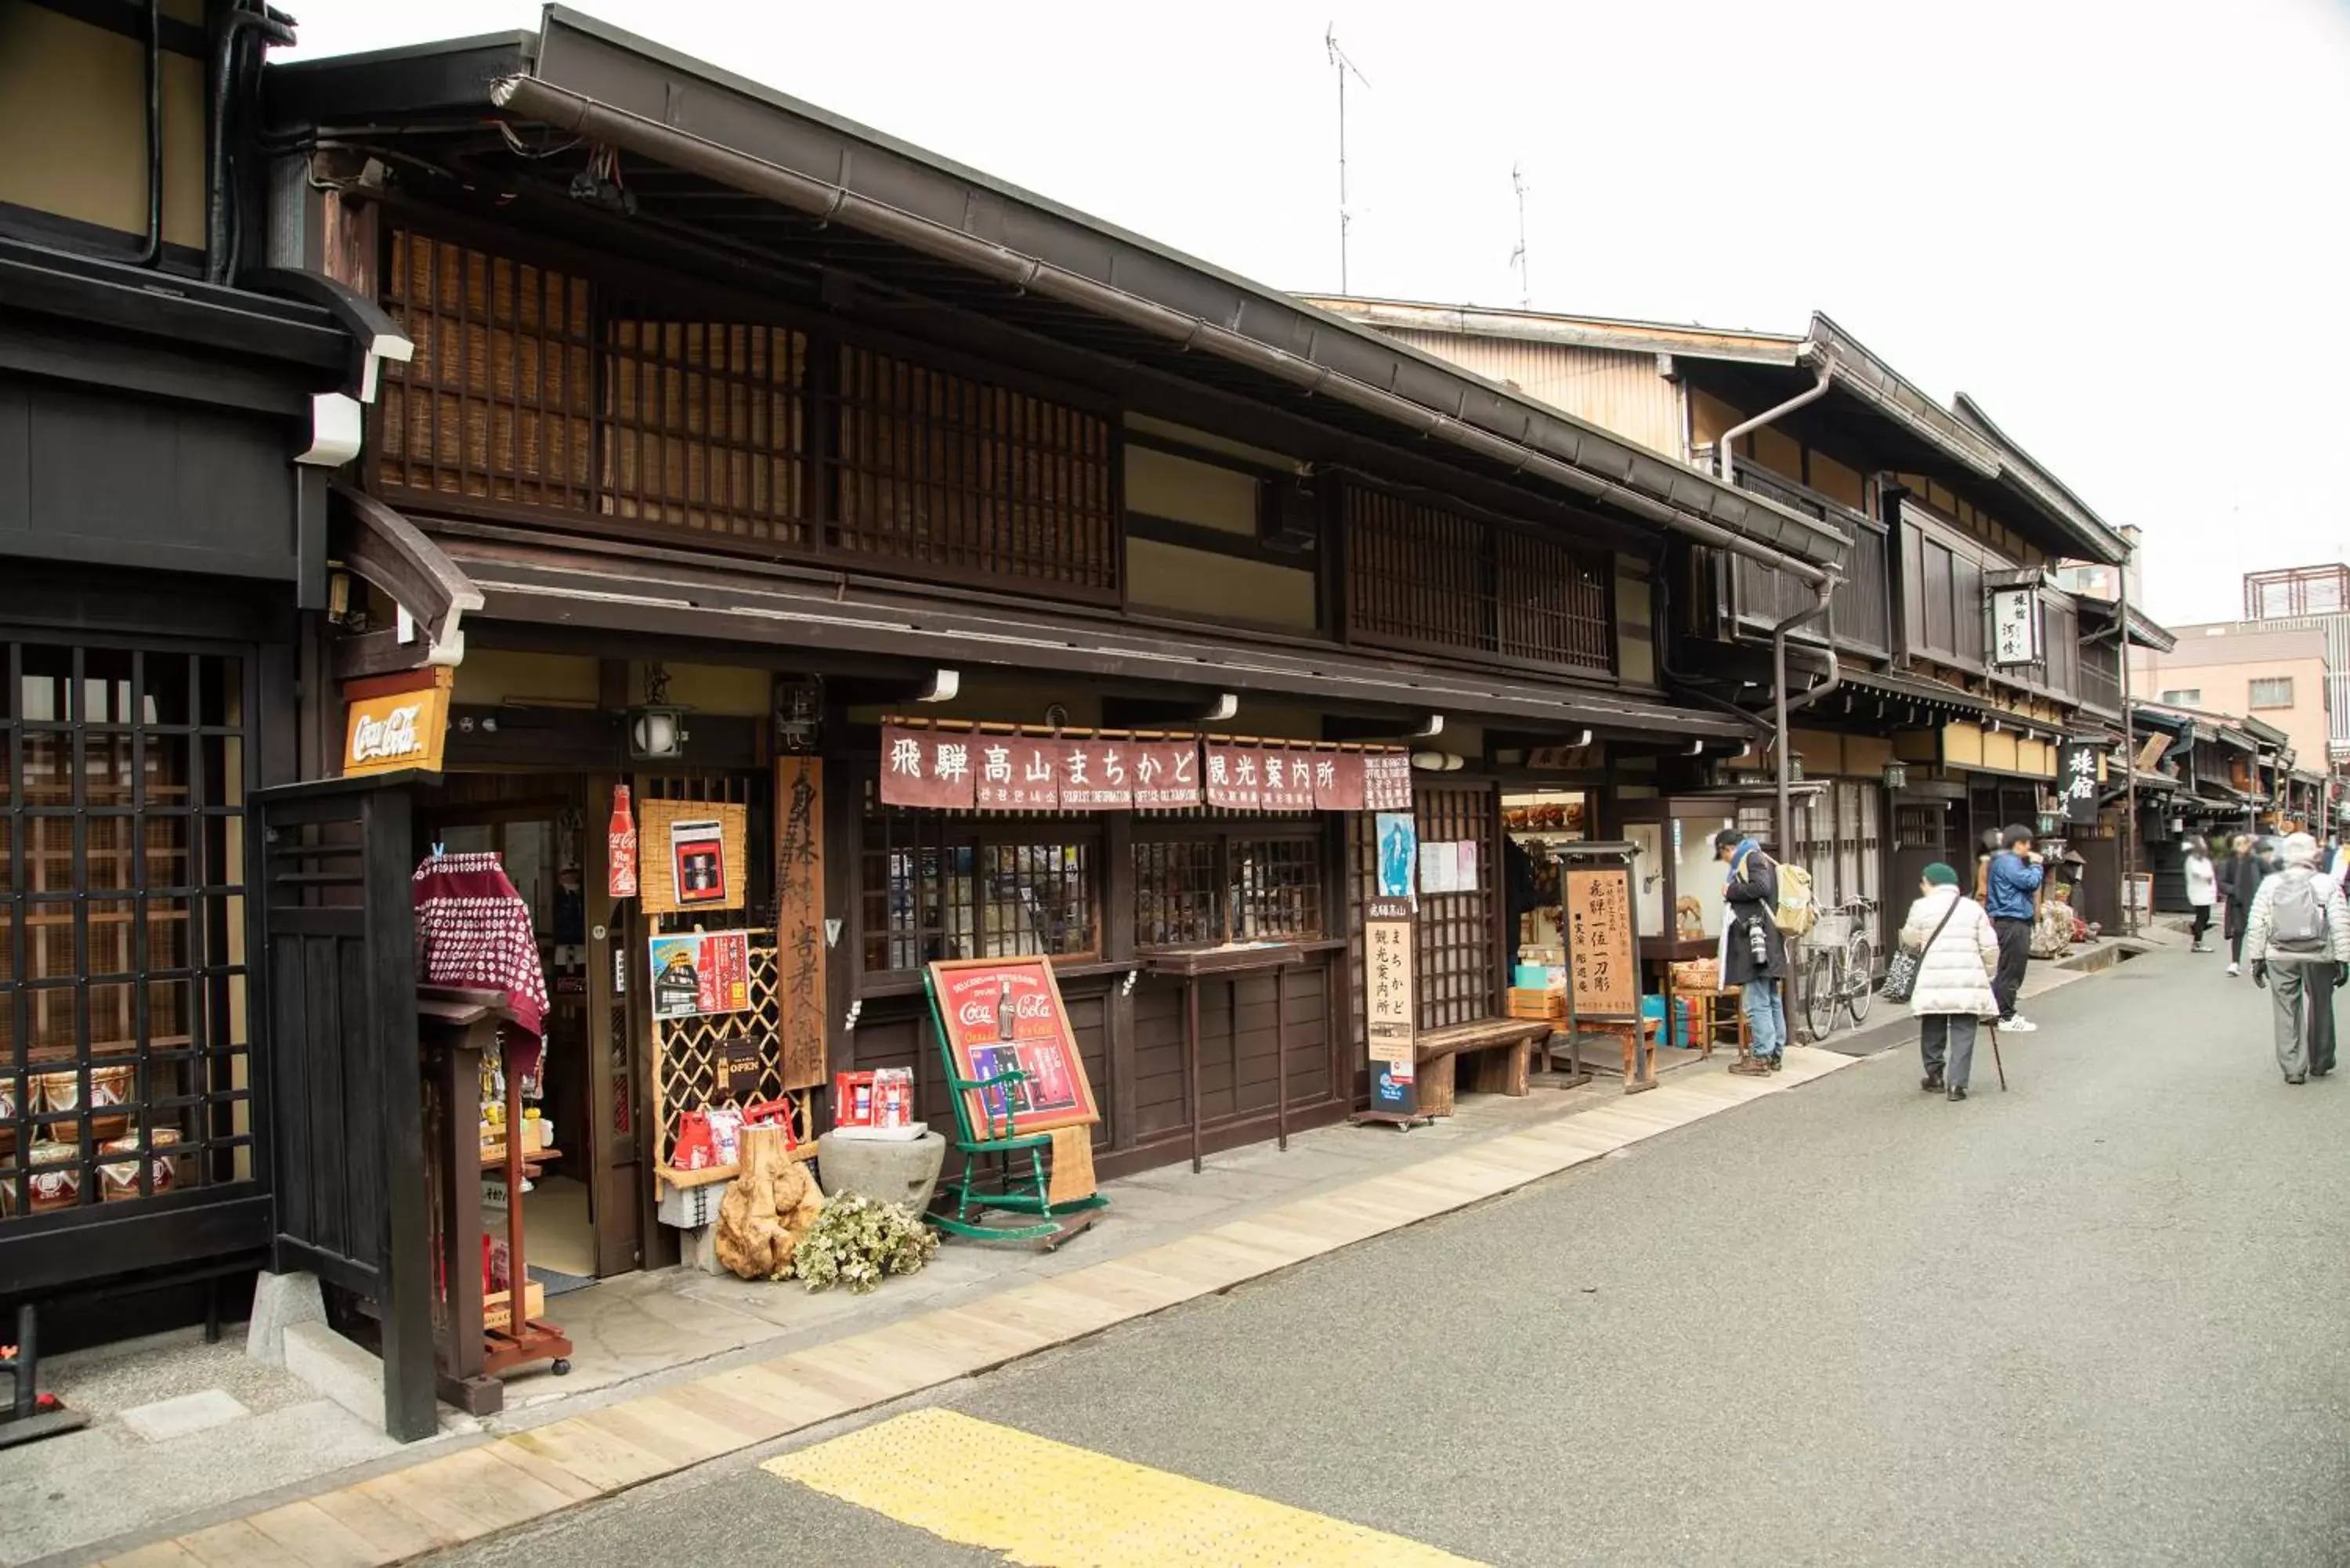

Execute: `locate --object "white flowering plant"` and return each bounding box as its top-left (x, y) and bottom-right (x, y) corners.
top-left (787, 1192), bottom-right (940, 1294)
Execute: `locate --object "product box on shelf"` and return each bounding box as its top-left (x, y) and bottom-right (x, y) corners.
top-left (831, 1066), bottom-right (922, 1141)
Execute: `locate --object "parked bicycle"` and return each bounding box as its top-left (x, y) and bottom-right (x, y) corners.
top-left (1801, 896), bottom-right (1878, 1041)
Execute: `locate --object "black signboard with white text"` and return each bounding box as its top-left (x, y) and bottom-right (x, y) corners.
top-left (2062, 738), bottom-right (2102, 826)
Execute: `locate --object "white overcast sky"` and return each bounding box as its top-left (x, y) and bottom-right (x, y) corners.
top-left (284, 1), bottom-right (2350, 627)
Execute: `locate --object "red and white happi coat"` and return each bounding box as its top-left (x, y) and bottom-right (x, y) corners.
top-left (413, 851), bottom-right (550, 1085)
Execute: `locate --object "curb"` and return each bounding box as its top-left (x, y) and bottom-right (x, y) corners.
top-left (90, 1051), bottom-right (1862, 1568)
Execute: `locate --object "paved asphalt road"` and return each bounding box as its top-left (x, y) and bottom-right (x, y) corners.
top-left (434, 945), bottom-right (2350, 1566)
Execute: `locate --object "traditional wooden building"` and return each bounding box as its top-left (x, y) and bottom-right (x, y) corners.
top-left (60, 0), bottom-right (1860, 1368)
top-left (1303, 298), bottom-right (2171, 968)
top-left (0, 1), bottom-right (405, 1330)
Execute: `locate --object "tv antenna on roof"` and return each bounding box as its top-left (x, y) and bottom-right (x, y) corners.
top-left (1509, 162), bottom-right (1531, 308)
top-left (1325, 23), bottom-right (1371, 294)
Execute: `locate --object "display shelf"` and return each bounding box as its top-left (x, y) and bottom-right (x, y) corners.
top-left (479, 1143), bottom-right (561, 1168)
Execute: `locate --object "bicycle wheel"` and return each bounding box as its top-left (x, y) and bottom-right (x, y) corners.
top-left (1802, 948), bottom-right (1839, 1041)
top-left (1845, 933), bottom-right (1875, 1025)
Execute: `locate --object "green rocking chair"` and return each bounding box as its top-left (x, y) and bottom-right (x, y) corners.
top-left (922, 974), bottom-right (1108, 1248)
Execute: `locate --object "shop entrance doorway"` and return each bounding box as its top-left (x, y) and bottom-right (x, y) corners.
top-left (418, 779), bottom-right (642, 1289)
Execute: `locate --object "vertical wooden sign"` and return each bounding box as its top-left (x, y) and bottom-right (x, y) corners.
top-left (775, 757), bottom-right (827, 1089)
top-left (1362, 895), bottom-right (1418, 1115)
top-left (1564, 865), bottom-right (1637, 1019)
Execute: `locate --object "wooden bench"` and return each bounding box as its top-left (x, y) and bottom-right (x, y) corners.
top-left (1415, 1017), bottom-right (1553, 1117)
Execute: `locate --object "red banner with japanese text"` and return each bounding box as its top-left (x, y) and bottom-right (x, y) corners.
top-left (880, 726), bottom-right (977, 809)
top-left (974, 735), bottom-right (1063, 811)
top-left (1204, 744), bottom-right (1264, 811)
top-left (1127, 740), bottom-right (1202, 809)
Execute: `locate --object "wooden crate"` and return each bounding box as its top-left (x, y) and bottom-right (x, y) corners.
top-left (1507, 987), bottom-right (1565, 1021)
top-left (1669, 959), bottom-right (1720, 992)
top-left (483, 1280), bottom-right (547, 1333)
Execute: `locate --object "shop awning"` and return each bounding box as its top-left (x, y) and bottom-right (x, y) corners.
top-left (432, 531), bottom-right (1754, 742)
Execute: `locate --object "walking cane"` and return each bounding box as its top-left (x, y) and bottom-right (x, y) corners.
top-left (1990, 1021), bottom-right (2007, 1091)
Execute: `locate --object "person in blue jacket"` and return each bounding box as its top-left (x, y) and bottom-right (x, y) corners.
top-left (1984, 824), bottom-right (2045, 1032)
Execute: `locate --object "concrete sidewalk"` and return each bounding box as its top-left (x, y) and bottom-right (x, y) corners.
top-left (53, 1046), bottom-right (1864, 1568)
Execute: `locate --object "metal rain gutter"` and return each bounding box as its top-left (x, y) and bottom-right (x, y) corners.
top-left (491, 72), bottom-right (1838, 589)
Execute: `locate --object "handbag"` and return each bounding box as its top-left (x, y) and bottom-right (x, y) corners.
top-left (1882, 897), bottom-right (1962, 1006)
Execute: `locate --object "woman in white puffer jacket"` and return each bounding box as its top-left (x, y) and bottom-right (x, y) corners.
top-left (1898, 861), bottom-right (2001, 1101)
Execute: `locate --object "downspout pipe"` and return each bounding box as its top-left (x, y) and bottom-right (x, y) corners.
top-left (134, 0), bottom-right (163, 266)
top-left (205, 2), bottom-right (296, 285)
top-left (1651, 546), bottom-right (1774, 740)
top-left (1771, 573), bottom-right (1842, 862)
top-left (492, 74), bottom-right (1837, 591)
top-left (1718, 365), bottom-right (1832, 488)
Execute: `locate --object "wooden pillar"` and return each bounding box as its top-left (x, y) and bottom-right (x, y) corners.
top-left (1103, 811), bottom-right (1137, 1154)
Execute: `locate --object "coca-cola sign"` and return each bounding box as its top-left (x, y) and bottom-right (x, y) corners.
top-left (342, 676), bottom-right (450, 778)
top-left (927, 957), bottom-right (1099, 1136)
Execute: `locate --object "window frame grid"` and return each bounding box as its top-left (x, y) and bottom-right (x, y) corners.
top-left (2, 639), bottom-right (259, 1222)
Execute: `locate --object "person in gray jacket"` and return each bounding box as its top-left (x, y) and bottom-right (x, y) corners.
top-left (2243, 832), bottom-right (2350, 1084)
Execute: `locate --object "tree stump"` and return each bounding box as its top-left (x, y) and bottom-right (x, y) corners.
top-left (715, 1125), bottom-right (826, 1281)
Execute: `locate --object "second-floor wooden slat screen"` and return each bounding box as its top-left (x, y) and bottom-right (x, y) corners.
top-left (374, 226), bottom-right (1112, 601)
top-left (602, 313), bottom-right (810, 548)
top-left (378, 230), bottom-right (595, 510)
top-left (1347, 490), bottom-right (1485, 656)
top-left (833, 345), bottom-right (1118, 596)
top-left (2081, 639), bottom-right (2122, 714)
top-left (1345, 486), bottom-right (1612, 676)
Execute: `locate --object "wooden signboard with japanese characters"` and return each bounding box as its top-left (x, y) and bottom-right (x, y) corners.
top-left (1361, 896), bottom-right (1418, 1117)
top-left (1563, 866), bottom-right (1637, 1019)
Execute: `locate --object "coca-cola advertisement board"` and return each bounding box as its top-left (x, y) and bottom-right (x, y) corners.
top-left (341, 673), bottom-right (450, 779)
top-left (925, 956), bottom-right (1100, 1136)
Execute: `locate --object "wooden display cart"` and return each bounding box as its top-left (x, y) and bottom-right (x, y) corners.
top-left (418, 987), bottom-right (571, 1415)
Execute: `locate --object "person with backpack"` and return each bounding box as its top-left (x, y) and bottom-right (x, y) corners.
top-left (1897, 862), bottom-right (2001, 1101)
top-left (1714, 829), bottom-right (1788, 1075)
top-left (2243, 832), bottom-right (2350, 1083)
top-left (2222, 833), bottom-right (2270, 977)
top-left (1984, 825), bottom-right (2045, 1033)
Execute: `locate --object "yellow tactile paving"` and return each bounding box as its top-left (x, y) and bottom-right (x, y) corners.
top-left (766, 1408), bottom-right (1487, 1566)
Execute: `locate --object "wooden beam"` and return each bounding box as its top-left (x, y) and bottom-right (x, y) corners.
top-left (1101, 692), bottom-right (1241, 729)
top-left (1322, 714), bottom-right (1444, 744)
top-left (331, 484), bottom-right (483, 652)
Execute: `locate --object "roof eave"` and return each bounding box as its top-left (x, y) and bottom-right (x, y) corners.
top-left (1951, 392), bottom-right (2130, 565)
top-left (1300, 296), bottom-right (1807, 369)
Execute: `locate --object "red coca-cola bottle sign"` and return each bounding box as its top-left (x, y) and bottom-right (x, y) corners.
top-left (608, 785), bottom-right (640, 898)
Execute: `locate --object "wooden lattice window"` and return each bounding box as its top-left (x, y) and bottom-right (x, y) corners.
top-left (1134, 838), bottom-right (1219, 948)
top-left (1233, 836), bottom-right (1323, 940)
top-left (1346, 489), bottom-right (1486, 659)
top-left (3, 641), bottom-right (255, 1219)
top-left (378, 231), bottom-right (595, 510)
top-left (1134, 830), bottom-right (1325, 949)
top-left (833, 345), bottom-right (1118, 596)
top-left (1344, 485), bottom-right (1612, 674)
top-left (602, 313), bottom-right (812, 547)
top-left (859, 799), bottom-right (1100, 974)
top-left (1413, 784), bottom-right (1499, 1031)
top-left (1498, 529), bottom-right (1611, 670)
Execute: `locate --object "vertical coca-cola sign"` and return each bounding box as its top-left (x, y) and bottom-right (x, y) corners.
top-left (608, 784), bottom-right (639, 898)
